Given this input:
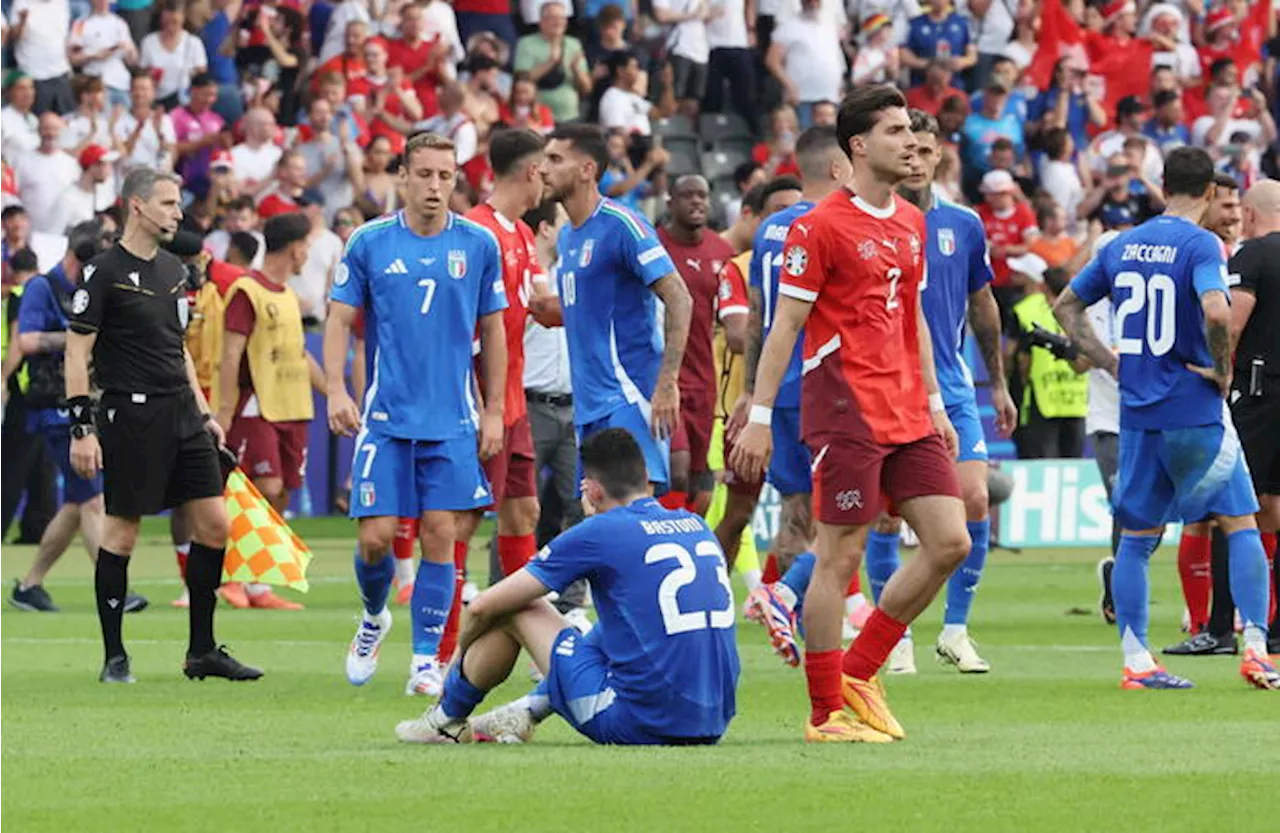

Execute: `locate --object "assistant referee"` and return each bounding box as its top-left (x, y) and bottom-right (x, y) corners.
top-left (65, 167), bottom-right (262, 684)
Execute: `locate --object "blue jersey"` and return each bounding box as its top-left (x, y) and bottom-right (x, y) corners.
top-left (923, 198), bottom-right (994, 407)
top-left (526, 497), bottom-right (739, 739)
top-left (1069, 215), bottom-right (1229, 430)
top-left (555, 197), bottom-right (676, 426)
top-left (749, 200), bottom-right (814, 409)
top-left (332, 210), bottom-right (506, 441)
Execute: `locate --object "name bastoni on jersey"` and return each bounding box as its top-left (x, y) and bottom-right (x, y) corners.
top-left (640, 517), bottom-right (707, 535)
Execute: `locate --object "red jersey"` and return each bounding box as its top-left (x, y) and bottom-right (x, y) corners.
top-left (717, 257), bottom-right (749, 322)
top-left (657, 226), bottom-right (735, 401)
top-left (385, 36), bottom-right (442, 117)
top-left (778, 189), bottom-right (932, 446)
top-left (752, 143), bottom-right (800, 177)
top-left (257, 189), bottom-right (300, 219)
top-left (977, 200), bottom-right (1038, 287)
top-left (348, 76), bottom-right (417, 153)
top-left (904, 84), bottom-right (968, 117)
top-left (465, 202), bottom-right (544, 426)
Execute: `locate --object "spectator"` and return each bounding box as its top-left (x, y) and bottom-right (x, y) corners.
top-left (1028, 200), bottom-right (1081, 271)
top-left (14, 115), bottom-right (76, 236)
top-left (970, 56), bottom-right (1028, 123)
top-left (201, 148), bottom-right (241, 225)
top-left (293, 193), bottom-right (340, 324)
top-left (2, 73), bottom-right (41, 161)
top-left (766, 0), bottom-right (843, 127)
top-left (704, 0), bottom-right (757, 133)
top-left (810, 100), bottom-right (837, 127)
top-left (454, 0), bottom-right (519, 50)
top-left (349, 37), bottom-right (425, 154)
top-left (171, 73), bottom-right (226, 200)
top-left (9, 0), bottom-right (74, 115)
top-left (67, 0), bottom-right (137, 110)
top-left (988, 137), bottom-right (1034, 196)
top-left (48, 144), bottom-right (117, 235)
top-left (1143, 89), bottom-right (1190, 154)
top-left (386, 0), bottom-right (448, 118)
top-left (462, 55), bottom-right (504, 137)
top-left (313, 18), bottom-right (369, 93)
top-left (752, 105), bottom-right (801, 177)
top-left (961, 77), bottom-right (1024, 180)
top-left (116, 0), bottom-right (155, 47)
top-left (421, 0), bottom-right (466, 69)
top-left (114, 70), bottom-right (177, 173)
top-left (851, 14), bottom-right (898, 87)
top-left (231, 107), bottom-right (284, 195)
top-left (601, 129), bottom-right (666, 211)
top-left (1038, 127), bottom-right (1085, 231)
top-left (1088, 95), bottom-right (1162, 185)
top-left (257, 150), bottom-right (309, 218)
top-left (319, 0), bottom-right (372, 65)
top-left (936, 93), bottom-right (969, 147)
top-left (237, 2), bottom-right (306, 126)
top-left (901, 0), bottom-right (976, 87)
top-left (1192, 83), bottom-right (1276, 151)
top-left (1079, 151), bottom-right (1164, 231)
top-left (976, 168), bottom-right (1038, 311)
top-left (500, 71), bottom-right (557, 134)
top-left (354, 134), bottom-right (400, 219)
top-left (1141, 3), bottom-right (1198, 87)
top-left (514, 1), bottom-right (591, 123)
top-left (1027, 56), bottom-right (1106, 151)
top-left (314, 71), bottom-right (370, 146)
top-left (1002, 9), bottom-right (1037, 73)
top-left (332, 205), bottom-right (364, 244)
top-left (585, 3), bottom-right (629, 70)
top-left (724, 160), bottom-right (765, 226)
top-left (189, 0), bottom-right (244, 124)
top-left (298, 97), bottom-right (364, 224)
top-left (599, 51), bottom-right (652, 137)
top-left (970, 0), bottom-right (1017, 90)
top-left (905, 57), bottom-right (967, 117)
top-left (59, 75), bottom-right (113, 156)
top-left (205, 195), bottom-right (263, 266)
top-left (416, 81), bottom-right (479, 165)
top-left (518, 0), bottom-right (576, 33)
top-left (140, 0), bottom-right (209, 109)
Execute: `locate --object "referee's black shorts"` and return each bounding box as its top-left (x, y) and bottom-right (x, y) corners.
top-left (1232, 392), bottom-right (1280, 496)
top-left (99, 390), bottom-right (223, 517)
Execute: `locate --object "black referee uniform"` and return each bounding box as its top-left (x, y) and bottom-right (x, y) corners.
top-left (69, 242), bottom-right (260, 682)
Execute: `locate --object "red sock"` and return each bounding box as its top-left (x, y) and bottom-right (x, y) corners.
top-left (842, 608), bottom-right (909, 681)
top-left (1262, 532), bottom-right (1277, 624)
top-left (804, 649), bottom-right (843, 726)
top-left (436, 541), bottom-right (469, 662)
top-left (762, 553), bottom-right (780, 584)
top-left (658, 490), bottom-right (687, 511)
top-left (497, 533), bottom-right (537, 576)
top-left (393, 517), bottom-right (419, 562)
top-left (175, 548), bottom-right (188, 581)
top-left (846, 572), bottom-right (862, 597)
top-left (1176, 532), bottom-right (1212, 632)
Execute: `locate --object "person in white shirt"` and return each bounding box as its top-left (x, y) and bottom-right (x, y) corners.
top-left (653, 0), bottom-right (712, 120)
top-left (14, 113), bottom-right (81, 234)
top-left (295, 97), bottom-right (364, 225)
top-left (1140, 3), bottom-right (1199, 86)
top-left (1038, 127), bottom-right (1085, 233)
top-left (114, 71), bottom-right (177, 173)
top-left (292, 197), bottom-right (341, 324)
top-left (414, 82), bottom-right (479, 166)
top-left (139, 0), bottom-right (209, 106)
top-left (68, 0), bottom-right (137, 109)
top-left (1191, 83), bottom-right (1277, 151)
top-left (966, 0), bottom-right (1017, 91)
top-left (319, 0), bottom-right (372, 65)
top-left (1, 73), bottom-right (41, 162)
top-left (766, 0), bottom-right (843, 126)
top-left (59, 75), bottom-right (114, 156)
top-left (850, 13), bottom-right (900, 86)
top-left (230, 107), bottom-right (284, 195)
top-left (422, 0), bottom-right (466, 72)
top-left (705, 0), bottom-right (758, 134)
top-left (48, 144), bottom-right (118, 235)
top-left (9, 0), bottom-right (73, 114)
top-left (598, 52), bottom-right (653, 137)
top-left (846, 0), bottom-right (921, 47)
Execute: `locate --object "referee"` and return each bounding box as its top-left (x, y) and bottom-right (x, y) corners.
top-left (65, 168), bottom-right (262, 684)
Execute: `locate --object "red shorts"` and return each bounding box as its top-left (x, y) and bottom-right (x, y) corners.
top-left (227, 417), bottom-right (310, 491)
top-left (483, 414), bottom-right (537, 505)
top-left (809, 431), bottom-right (959, 526)
top-left (670, 396), bottom-right (715, 475)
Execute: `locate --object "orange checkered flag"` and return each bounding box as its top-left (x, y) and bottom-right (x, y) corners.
top-left (222, 469), bottom-right (313, 592)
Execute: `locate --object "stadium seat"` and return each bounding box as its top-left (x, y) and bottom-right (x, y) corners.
top-left (699, 112), bottom-right (753, 147)
top-left (653, 114), bottom-right (696, 140)
top-left (701, 150), bottom-right (747, 183)
top-left (663, 136), bottom-right (701, 176)
top-left (709, 189), bottom-right (736, 230)
top-left (712, 136), bottom-right (755, 159)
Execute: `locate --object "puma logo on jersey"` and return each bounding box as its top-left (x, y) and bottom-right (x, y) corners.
top-left (880, 239), bottom-right (898, 253)
top-left (686, 258), bottom-right (702, 271)
top-left (385, 259), bottom-right (409, 274)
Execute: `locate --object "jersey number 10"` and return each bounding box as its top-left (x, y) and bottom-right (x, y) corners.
top-left (1114, 271), bottom-right (1176, 357)
top-left (645, 541), bottom-right (735, 636)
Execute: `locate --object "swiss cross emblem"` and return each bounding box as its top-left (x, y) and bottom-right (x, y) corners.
top-left (783, 245), bottom-right (808, 276)
top-left (858, 240), bottom-right (877, 261)
top-left (938, 228), bottom-right (955, 256)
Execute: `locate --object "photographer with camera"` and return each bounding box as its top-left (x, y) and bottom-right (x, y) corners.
top-left (1009, 253), bottom-right (1088, 460)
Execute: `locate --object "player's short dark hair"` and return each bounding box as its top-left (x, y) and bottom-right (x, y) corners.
top-left (1042, 128), bottom-right (1071, 160)
top-left (908, 108), bottom-right (940, 137)
top-left (740, 182), bottom-right (767, 216)
top-left (580, 428), bottom-right (648, 499)
top-left (761, 175), bottom-right (802, 206)
top-left (795, 125), bottom-right (839, 180)
top-left (264, 213), bottom-right (312, 253)
top-left (1, 205), bottom-right (26, 222)
top-left (489, 127), bottom-right (546, 178)
top-left (1043, 267), bottom-right (1070, 296)
top-left (522, 198), bottom-right (559, 233)
top-left (836, 84), bottom-right (908, 159)
top-left (8, 247), bottom-right (37, 274)
top-left (1152, 89), bottom-right (1180, 109)
top-left (1163, 147), bottom-right (1216, 199)
top-left (228, 231), bottom-right (260, 264)
top-left (549, 122), bottom-right (610, 183)
top-left (1213, 172), bottom-right (1240, 191)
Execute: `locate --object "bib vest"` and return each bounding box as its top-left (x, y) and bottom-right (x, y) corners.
top-left (224, 276), bottom-right (313, 423)
top-left (1013, 292), bottom-right (1088, 421)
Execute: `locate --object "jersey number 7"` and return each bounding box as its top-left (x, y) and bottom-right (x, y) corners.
top-left (645, 541), bottom-right (735, 635)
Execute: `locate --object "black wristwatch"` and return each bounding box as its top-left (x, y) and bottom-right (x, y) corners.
top-left (70, 423), bottom-right (96, 440)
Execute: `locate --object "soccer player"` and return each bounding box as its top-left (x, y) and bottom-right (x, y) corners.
top-left (857, 109), bottom-right (1018, 674)
top-left (324, 132), bottom-right (508, 691)
top-left (537, 123), bottom-right (692, 489)
top-left (393, 428), bottom-right (739, 745)
top-left (657, 174), bottom-right (736, 516)
top-left (733, 126), bottom-right (855, 666)
top-left (731, 86), bottom-right (972, 742)
top-left (214, 213), bottom-right (326, 611)
top-left (1054, 146), bottom-right (1279, 691)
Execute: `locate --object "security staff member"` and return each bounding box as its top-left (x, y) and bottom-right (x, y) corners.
top-left (65, 167), bottom-right (262, 684)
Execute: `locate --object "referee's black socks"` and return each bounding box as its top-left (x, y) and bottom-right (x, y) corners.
top-left (95, 549), bottom-right (129, 661)
top-left (185, 542), bottom-right (224, 656)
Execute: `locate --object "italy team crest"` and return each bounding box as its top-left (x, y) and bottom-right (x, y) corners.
top-left (579, 239), bottom-right (594, 268)
top-left (938, 228), bottom-right (956, 256)
top-left (448, 250), bottom-right (467, 279)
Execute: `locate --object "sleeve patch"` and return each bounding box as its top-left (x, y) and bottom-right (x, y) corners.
top-left (783, 246), bottom-right (808, 277)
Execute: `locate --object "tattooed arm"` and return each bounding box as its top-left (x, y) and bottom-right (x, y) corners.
top-left (1192, 289), bottom-right (1233, 397)
top-left (743, 286), bottom-right (764, 394)
top-left (1053, 287), bottom-right (1118, 376)
top-left (968, 285), bottom-right (1016, 435)
top-left (649, 272), bottom-right (692, 439)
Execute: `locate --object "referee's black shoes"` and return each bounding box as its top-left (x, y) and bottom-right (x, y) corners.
top-left (99, 655), bottom-right (136, 684)
top-left (1162, 631), bottom-right (1238, 656)
top-left (183, 646), bottom-right (264, 681)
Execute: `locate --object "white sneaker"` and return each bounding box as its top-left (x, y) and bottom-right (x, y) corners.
top-left (406, 657), bottom-right (444, 696)
top-left (346, 608), bottom-right (392, 686)
top-left (469, 701), bottom-right (536, 744)
top-left (886, 638), bottom-right (917, 675)
top-left (395, 706), bottom-right (467, 744)
top-left (563, 606), bottom-right (593, 634)
top-left (936, 630), bottom-right (990, 674)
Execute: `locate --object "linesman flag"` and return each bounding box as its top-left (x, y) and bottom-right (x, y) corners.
top-left (222, 469), bottom-right (313, 591)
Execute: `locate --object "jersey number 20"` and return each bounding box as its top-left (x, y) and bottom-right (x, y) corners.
top-left (1114, 271), bottom-right (1176, 357)
top-left (645, 541), bottom-right (735, 635)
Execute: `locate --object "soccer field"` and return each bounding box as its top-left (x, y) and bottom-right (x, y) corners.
top-left (2, 518), bottom-right (1275, 833)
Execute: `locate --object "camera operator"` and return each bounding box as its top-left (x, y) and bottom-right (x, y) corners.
top-left (1009, 254), bottom-right (1089, 459)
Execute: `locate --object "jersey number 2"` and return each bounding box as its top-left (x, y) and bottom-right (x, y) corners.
top-left (1114, 271), bottom-right (1175, 357)
top-left (645, 541), bottom-right (735, 635)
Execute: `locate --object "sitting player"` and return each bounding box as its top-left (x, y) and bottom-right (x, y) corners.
top-left (395, 428), bottom-right (741, 745)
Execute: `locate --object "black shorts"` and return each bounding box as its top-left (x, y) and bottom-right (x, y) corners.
top-left (1232, 392), bottom-right (1280, 495)
top-left (669, 55), bottom-right (708, 101)
top-left (99, 390), bottom-right (223, 517)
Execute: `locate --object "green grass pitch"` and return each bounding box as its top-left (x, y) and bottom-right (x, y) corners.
top-left (3, 517), bottom-right (1276, 832)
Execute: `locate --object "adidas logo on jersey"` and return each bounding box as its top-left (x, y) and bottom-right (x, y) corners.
top-left (384, 259), bottom-right (409, 274)
top-left (473, 485), bottom-right (489, 500)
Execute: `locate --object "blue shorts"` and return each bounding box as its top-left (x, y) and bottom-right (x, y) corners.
top-left (543, 627), bottom-right (717, 746)
top-left (40, 424), bottom-right (103, 505)
top-left (1115, 422), bottom-right (1260, 530)
top-left (947, 396), bottom-right (988, 464)
top-left (578, 402), bottom-right (670, 489)
top-left (348, 430), bottom-right (492, 518)
top-left (768, 406), bottom-right (811, 496)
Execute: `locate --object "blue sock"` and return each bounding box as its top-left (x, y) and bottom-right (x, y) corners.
top-left (944, 520), bottom-right (990, 626)
top-left (1226, 528), bottom-right (1270, 636)
top-left (1114, 533), bottom-right (1160, 655)
top-left (438, 660), bottom-right (487, 720)
top-left (779, 551), bottom-right (816, 615)
top-left (353, 547), bottom-right (394, 617)
top-left (411, 559), bottom-right (455, 657)
top-left (864, 530), bottom-right (902, 604)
